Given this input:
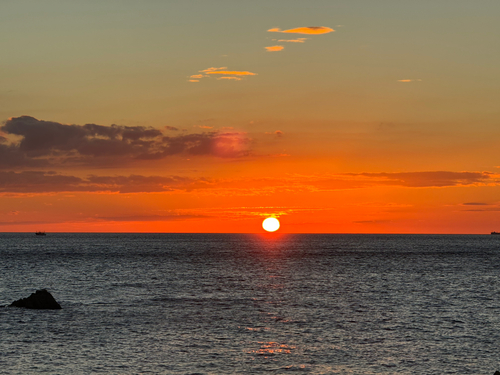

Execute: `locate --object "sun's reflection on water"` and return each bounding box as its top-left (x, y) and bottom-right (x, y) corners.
top-left (237, 234), bottom-right (308, 368)
top-left (248, 341), bottom-right (295, 357)
top-left (246, 233), bottom-right (295, 260)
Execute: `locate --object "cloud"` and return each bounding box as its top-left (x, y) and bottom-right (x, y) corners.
top-left (462, 202), bottom-right (490, 206)
top-left (140, 131), bottom-right (251, 159)
top-left (263, 28), bottom-right (330, 54)
top-left (0, 171), bottom-right (210, 194)
top-left (0, 142), bottom-right (49, 168)
top-left (201, 67), bottom-right (228, 73)
top-left (188, 74), bottom-right (206, 82)
top-left (343, 171), bottom-right (493, 188)
top-left (0, 170), bottom-right (496, 195)
top-left (0, 210), bottom-right (208, 226)
top-left (397, 79), bottom-right (422, 83)
top-left (268, 26), bottom-right (334, 35)
top-left (85, 174), bottom-right (209, 193)
top-left (2, 116), bottom-right (163, 158)
top-left (0, 171), bottom-right (84, 193)
top-left (217, 77), bottom-right (242, 81)
top-left (269, 171), bottom-right (496, 193)
top-left (189, 67), bottom-right (257, 82)
top-left (91, 213), bottom-right (206, 222)
top-left (462, 208), bottom-right (500, 212)
top-left (265, 130), bottom-right (283, 137)
top-left (210, 132), bottom-right (251, 158)
top-left (205, 71), bottom-right (257, 76)
top-left (277, 38), bottom-right (308, 43)
top-left (0, 116), bottom-right (252, 167)
top-left (265, 45), bottom-right (284, 52)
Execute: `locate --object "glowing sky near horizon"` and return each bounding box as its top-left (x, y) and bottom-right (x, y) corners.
top-left (1, 0), bottom-right (500, 233)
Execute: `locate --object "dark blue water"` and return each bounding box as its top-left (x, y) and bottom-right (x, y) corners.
top-left (1, 233), bottom-right (500, 374)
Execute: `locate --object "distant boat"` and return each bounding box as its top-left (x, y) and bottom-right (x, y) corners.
top-left (491, 232), bottom-right (500, 235)
top-left (35, 231), bottom-right (46, 236)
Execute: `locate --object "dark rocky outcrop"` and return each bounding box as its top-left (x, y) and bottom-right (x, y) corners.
top-left (10, 289), bottom-right (61, 309)
top-left (494, 372), bottom-right (500, 375)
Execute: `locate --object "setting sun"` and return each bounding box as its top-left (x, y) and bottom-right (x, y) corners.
top-left (262, 217), bottom-right (280, 232)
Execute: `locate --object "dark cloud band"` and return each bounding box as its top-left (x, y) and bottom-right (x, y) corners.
top-left (0, 116), bottom-right (251, 168)
top-left (0, 170), bottom-right (494, 195)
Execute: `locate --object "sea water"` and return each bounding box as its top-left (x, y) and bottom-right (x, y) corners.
top-left (1, 233), bottom-right (500, 374)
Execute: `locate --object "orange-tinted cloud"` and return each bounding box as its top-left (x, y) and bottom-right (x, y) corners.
top-left (265, 45), bottom-right (284, 52)
top-left (201, 67), bottom-right (227, 73)
top-left (205, 71), bottom-right (257, 76)
top-left (277, 38), bottom-right (308, 43)
top-left (268, 26), bottom-right (334, 35)
top-left (190, 67), bottom-right (257, 82)
top-left (397, 79), bottom-right (422, 82)
top-left (188, 74), bottom-right (208, 83)
top-left (217, 77), bottom-right (242, 80)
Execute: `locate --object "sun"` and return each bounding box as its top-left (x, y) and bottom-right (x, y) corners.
top-left (262, 217), bottom-right (280, 232)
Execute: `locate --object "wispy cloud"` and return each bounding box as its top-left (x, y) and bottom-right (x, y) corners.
top-left (0, 171), bottom-right (210, 194)
top-left (277, 38), bottom-right (308, 43)
top-left (342, 171), bottom-right (493, 188)
top-left (201, 67), bottom-right (228, 73)
top-left (189, 67), bottom-right (257, 82)
top-left (397, 79), bottom-right (422, 83)
top-left (205, 71), bottom-right (257, 76)
top-left (268, 26), bottom-right (334, 35)
top-left (0, 170), bottom-right (496, 195)
top-left (265, 130), bottom-right (283, 137)
top-left (264, 27), bottom-right (332, 53)
top-left (217, 77), bottom-right (242, 80)
top-left (265, 45), bottom-right (284, 52)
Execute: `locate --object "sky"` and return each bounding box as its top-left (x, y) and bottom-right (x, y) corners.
top-left (1, 0), bottom-right (500, 233)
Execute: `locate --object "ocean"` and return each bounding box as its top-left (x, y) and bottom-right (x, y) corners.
top-left (1, 233), bottom-right (500, 374)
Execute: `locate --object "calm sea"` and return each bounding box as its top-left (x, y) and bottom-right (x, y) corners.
top-left (1, 233), bottom-right (500, 374)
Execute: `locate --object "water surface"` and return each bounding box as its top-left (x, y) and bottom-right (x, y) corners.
top-left (1, 233), bottom-right (500, 374)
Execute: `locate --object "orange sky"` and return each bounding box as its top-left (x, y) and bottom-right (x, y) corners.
top-left (1, 1), bottom-right (500, 233)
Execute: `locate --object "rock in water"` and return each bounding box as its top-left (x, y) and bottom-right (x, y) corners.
top-left (10, 289), bottom-right (61, 309)
top-left (494, 372), bottom-right (500, 375)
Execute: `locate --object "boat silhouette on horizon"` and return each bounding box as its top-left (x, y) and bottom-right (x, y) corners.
top-left (35, 231), bottom-right (46, 236)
